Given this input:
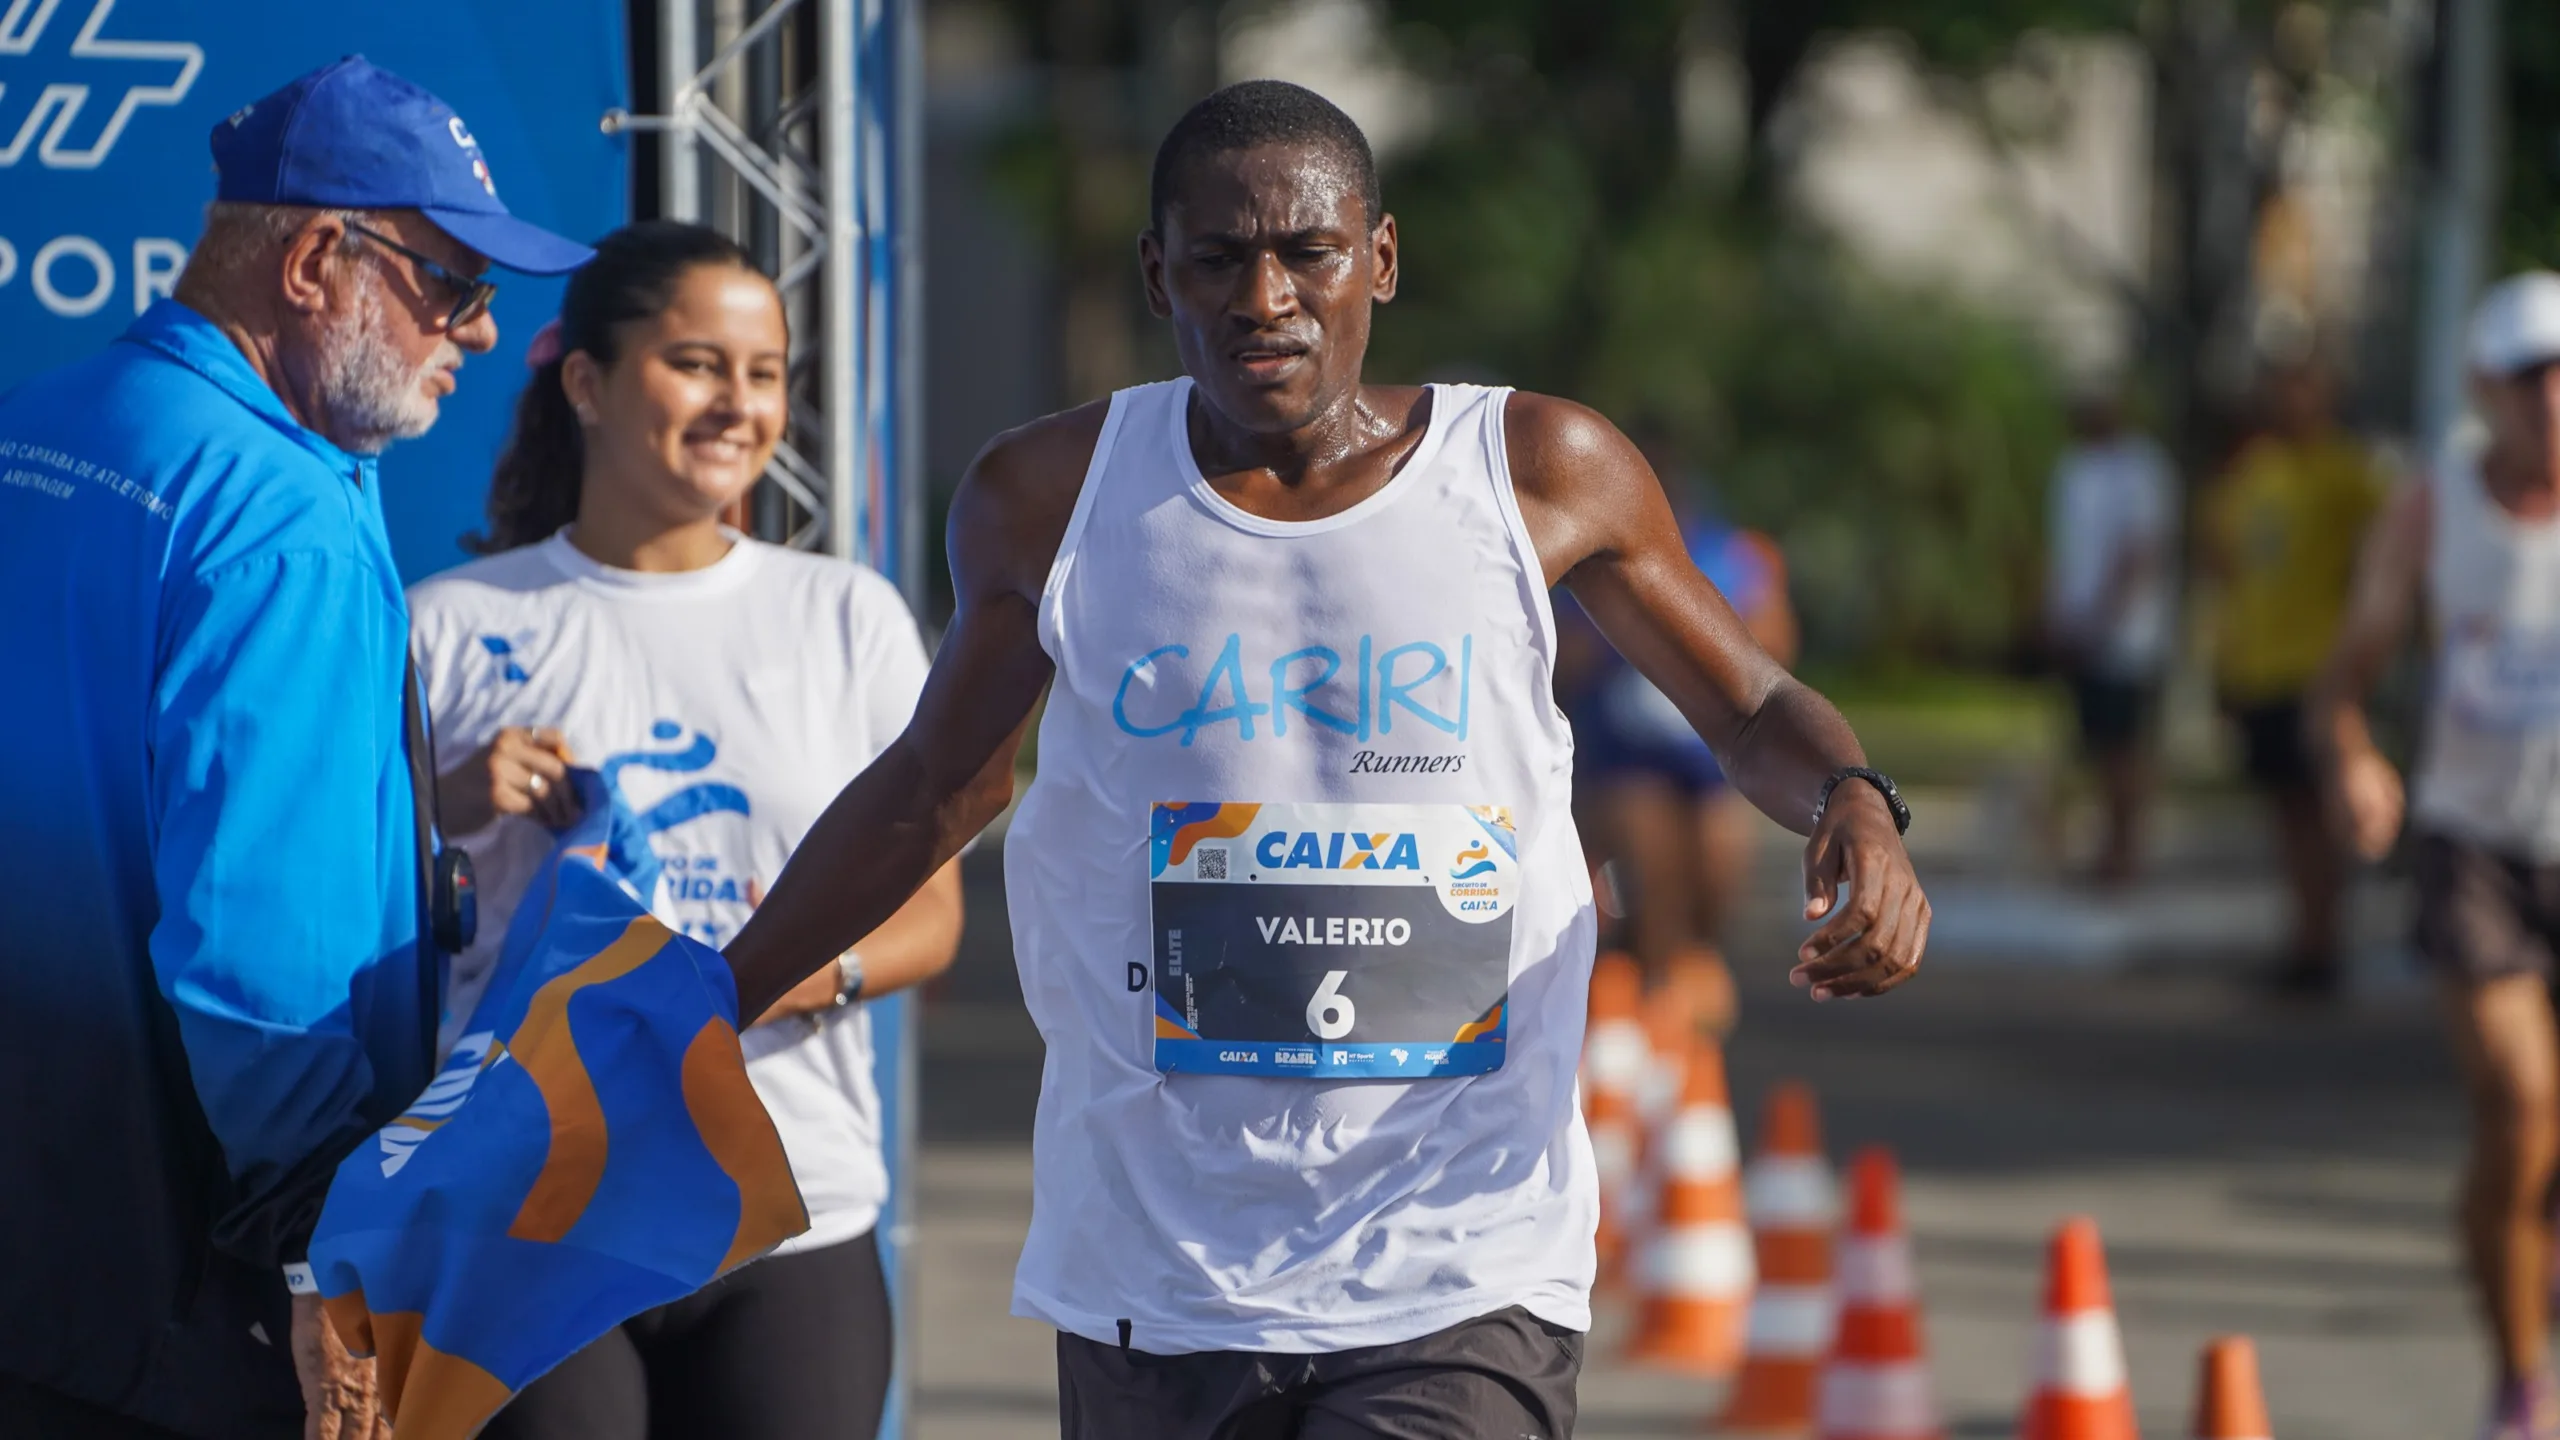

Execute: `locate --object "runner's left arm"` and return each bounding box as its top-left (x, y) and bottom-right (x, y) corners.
top-left (1505, 393), bottom-right (1927, 999)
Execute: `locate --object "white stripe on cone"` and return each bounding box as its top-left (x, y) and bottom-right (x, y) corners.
top-left (1621, 1172), bottom-right (1659, 1238)
top-left (1586, 1022), bottom-right (1649, 1089)
top-left (1662, 1109), bottom-right (1740, 1176)
top-left (1835, 1236), bottom-right (1915, 1302)
top-left (1637, 1056), bottom-right (1683, 1123)
top-left (1744, 1283), bottom-right (1836, 1353)
top-left (1818, 1361), bottom-right (1936, 1436)
top-left (1641, 1224), bottom-right (1754, 1293)
top-left (1746, 1156), bottom-right (1839, 1222)
top-left (2033, 1311), bottom-right (2127, 1394)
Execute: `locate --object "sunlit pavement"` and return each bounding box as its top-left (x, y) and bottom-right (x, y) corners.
top-left (913, 825), bottom-right (2479, 1438)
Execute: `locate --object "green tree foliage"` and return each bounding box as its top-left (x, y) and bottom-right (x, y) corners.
top-left (2503, 0), bottom-right (2560, 271)
top-left (1361, 3), bottom-right (2086, 665)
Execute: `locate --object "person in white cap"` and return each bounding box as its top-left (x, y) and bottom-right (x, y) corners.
top-left (2311, 271), bottom-right (2560, 1440)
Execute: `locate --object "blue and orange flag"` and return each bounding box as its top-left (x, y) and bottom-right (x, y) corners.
top-left (311, 772), bottom-right (806, 1436)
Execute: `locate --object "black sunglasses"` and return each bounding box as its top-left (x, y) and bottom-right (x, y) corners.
top-left (347, 222), bottom-right (497, 331)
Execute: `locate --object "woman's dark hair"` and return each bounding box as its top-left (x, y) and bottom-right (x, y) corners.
top-left (469, 220), bottom-right (767, 554)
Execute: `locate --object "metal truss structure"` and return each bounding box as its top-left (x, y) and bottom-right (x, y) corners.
top-left (606, 0), bottom-right (916, 578)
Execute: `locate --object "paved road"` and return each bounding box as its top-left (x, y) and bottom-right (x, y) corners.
top-left (911, 834), bottom-right (2480, 1438)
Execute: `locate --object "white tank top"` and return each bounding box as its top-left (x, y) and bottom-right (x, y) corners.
top-left (1003, 378), bottom-right (1599, 1353)
top-left (2411, 441), bottom-right (2560, 858)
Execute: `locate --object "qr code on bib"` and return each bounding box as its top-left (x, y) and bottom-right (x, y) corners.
top-left (1196, 846), bottom-right (1228, 880)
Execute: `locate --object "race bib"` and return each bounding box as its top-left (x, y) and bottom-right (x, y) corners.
top-left (1148, 801), bottom-right (1518, 1078)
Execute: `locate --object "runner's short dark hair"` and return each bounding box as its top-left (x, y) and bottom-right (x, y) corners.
top-left (1149, 80), bottom-right (1380, 234)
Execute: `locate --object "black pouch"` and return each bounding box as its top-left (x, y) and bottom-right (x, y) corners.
top-left (432, 844), bottom-right (477, 955)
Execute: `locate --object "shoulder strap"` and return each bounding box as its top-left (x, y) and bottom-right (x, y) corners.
top-left (402, 654), bottom-right (444, 1059)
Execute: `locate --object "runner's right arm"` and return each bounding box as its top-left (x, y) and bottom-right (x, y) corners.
top-left (722, 405), bottom-right (1103, 1020)
top-left (2307, 480), bottom-right (2431, 861)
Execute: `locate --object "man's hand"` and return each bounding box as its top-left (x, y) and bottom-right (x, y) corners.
top-left (1794, 785), bottom-right (1930, 1000)
top-left (290, 1293), bottom-right (390, 1440)
top-left (2335, 740), bottom-right (2406, 862)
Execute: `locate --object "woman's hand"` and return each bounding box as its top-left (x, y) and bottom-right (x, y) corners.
top-left (437, 727), bottom-right (583, 835)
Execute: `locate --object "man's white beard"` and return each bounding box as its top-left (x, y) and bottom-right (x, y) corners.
top-left (315, 283), bottom-right (453, 455)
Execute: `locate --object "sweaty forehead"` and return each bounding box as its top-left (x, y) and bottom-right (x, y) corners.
top-left (1161, 143), bottom-right (1368, 241)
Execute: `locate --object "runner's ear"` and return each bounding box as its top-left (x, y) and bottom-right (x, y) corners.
top-left (1368, 215), bottom-right (1398, 305)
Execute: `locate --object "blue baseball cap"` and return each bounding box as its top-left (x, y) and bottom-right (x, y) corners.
top-left (211, 56), bottom-right (593, 276)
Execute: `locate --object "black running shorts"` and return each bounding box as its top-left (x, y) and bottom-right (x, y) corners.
top-left (2414, 830), bottom-right (2560, 985)
top-left (1054, 1304), bottom-right (1584, 1440)
top-left (2229, 697), bottom-right (2314, 792)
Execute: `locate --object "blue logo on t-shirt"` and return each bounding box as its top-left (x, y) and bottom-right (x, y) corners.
top-left (477, 634), bottom-right (530, 684)
top-left (600, 720), bottom-right (750, 837)
top-left (598, 721), bottom-right (754, 945)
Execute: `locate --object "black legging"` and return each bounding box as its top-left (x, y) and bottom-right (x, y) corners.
top-left (483, 1231), bottom-right (893, 1440)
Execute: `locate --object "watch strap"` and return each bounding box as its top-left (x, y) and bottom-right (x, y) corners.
top-left (1817, 766), bottom-right (1910, 835)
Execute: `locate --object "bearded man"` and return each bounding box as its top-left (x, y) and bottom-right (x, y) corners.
top-left (0, 58), bottom-right (589, 1440)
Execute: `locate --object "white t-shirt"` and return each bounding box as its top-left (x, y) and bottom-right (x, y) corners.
top-left (2047, 433), bottom-right (2177, 677)
top-left (409, 530), bottom-right (931, 1253)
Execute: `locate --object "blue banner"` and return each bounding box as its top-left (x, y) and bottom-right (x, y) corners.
top-left (0, 0), bottom-right (630, 581)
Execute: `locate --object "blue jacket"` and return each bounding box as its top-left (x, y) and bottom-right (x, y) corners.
top-left (0, 301), bottom-right (437, 1437)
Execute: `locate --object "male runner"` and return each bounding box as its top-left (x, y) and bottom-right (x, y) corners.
top-left (726, 81), bottom-right (1929, 1436)
top-left (2311, 272), bottom-right (2560, 1440)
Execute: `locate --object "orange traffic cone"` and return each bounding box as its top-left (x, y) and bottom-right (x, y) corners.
top-left (2021, 1218), bottom-right (2137, 1440)
top-left (1623, 996), bottom-right (1693, 1247)
top-left (1718, 1081), bottom-right (1840, 1432)
top-left (1637, 993), bottom-right (1695, 1129)
top-left (1625, 1033), bottom-right (1752, 1372)
top-left (2192, 1337), bottom-right (2271, 1440)
top-left (1583, 952), bottom-right (1648, 1279)
top-left (1817, 1148), bottom-right (1939, 1440)
top-left (1665, 942), bottom-right (1739, 1036)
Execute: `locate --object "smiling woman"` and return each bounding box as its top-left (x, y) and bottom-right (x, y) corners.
top-left (470, 221), bottom-right (775, 556)
top-left (407, 219), bottom-right (962, 1440)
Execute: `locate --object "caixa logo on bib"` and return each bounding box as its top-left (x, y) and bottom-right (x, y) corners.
top-left (0, 0), bottom-right (201, 317)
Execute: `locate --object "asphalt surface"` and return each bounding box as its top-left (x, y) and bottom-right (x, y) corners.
top-left (910, 829), bottom-right (2481, 1438)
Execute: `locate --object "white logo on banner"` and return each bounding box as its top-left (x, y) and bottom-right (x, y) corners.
top-left (0, 0), bottom-right (204, 169)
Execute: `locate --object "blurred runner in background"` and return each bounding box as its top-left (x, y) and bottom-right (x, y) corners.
top-left (2206, 360), bottom-right (2387, 996)
top-left (2310, 273), bottom-right (2560, 1440)
top-left (2045, 388), bottom-right (2179, 887)
top-left (1561, 440), bottom-right (1797, 1033)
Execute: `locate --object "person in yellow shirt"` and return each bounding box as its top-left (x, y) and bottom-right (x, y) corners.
top-left (2204, 362), bottom-right (2387, 997)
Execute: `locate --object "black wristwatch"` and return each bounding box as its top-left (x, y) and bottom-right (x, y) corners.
top-left (1815, 766), bottom-right (1910, 835)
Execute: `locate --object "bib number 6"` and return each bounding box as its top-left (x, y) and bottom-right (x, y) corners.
top-left (1306, 970), bottom-right (1356, 1040)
